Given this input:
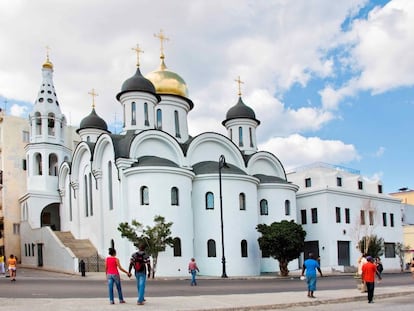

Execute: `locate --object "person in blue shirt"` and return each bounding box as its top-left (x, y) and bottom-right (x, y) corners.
top-left (301, 253), bottom-right (323, 298)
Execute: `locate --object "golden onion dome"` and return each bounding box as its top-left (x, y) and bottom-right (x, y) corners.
top-left (42, 58), bottom-right (53, 69)
top-left (146, 58), bottom-right (189, 98)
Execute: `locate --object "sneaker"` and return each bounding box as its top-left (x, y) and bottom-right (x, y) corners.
top-left (120, 301), bottom-right (126, 304)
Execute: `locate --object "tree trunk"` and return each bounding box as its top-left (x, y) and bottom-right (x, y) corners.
top-left (279, 259), bottom-right (289, 276)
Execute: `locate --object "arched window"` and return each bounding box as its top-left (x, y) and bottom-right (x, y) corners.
top-left (249, 127), bottom-right (253, 147)
top-left (238, 126), bottom-right (243, 147)
top-left (144, 103), bottom-right (149, 126)
top-left (241, 239), bottom-right (248, 257)
top-left (171, 187), bottom-right (179, 206)
top-left (239, 193), bottom-right (246, 210)
top-left (35, 112), bottom-right (42, 135)
top-left (207, 239), bottom-right (216, 257)
top-left (173, 237), bottom-right (182, 257)
top-left (84, 175), bottom-right (89, 217)
top-left (35, 153), bottom-right (42, 175)
top-left (174, 110), bottom-right (181, 138)
top-left (122, 104), bottom-right (126, 127)
top-left (285, 200), bottom-right (290, 216)
top-left (156, 109), bottom-right (162, 129)
top-left (260, 199), bottom-right (268, 215)
top-left (48, 153), bottom-right (58, 176)
top-left (230, 128), bottom-right (233, 140)
top-left (131, 102), bottom-right (136, 125)
top-left (88, 172), bottom-right (93, 216)
top-left (141, 186), bottom-right (149, 205)
top-left (48, 113), bottom-right (55, 135)
top-left (108, 161), bottom-right (113, 210)
top-left (69, 184), bottom-right (73, 221)
top-left (206, 192), bottom-right (214, 209)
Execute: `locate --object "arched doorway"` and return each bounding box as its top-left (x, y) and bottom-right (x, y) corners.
top-left (40, 203), bottom-right (61, 231)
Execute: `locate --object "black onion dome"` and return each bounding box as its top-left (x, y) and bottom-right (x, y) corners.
top-left (222, 97), bottom-right (260, 125)
top-left (77, 108), bottom-right (108, 132)
top-left (116, 67), bottom-right (157, 100)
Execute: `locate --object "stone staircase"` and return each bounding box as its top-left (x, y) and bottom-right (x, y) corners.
top-left (55, 231), bottom-right (105, 272)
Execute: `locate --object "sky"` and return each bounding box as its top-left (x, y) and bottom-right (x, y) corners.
top-left (0, 0), bottom-right (413, 193)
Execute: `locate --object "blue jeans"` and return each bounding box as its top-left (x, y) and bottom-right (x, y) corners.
top-left (135, 272), bottom-right (147, 303)
top-left (107, 274), bottom-right (124, 302)
top-left (190, 270), bottom-right (197, 285)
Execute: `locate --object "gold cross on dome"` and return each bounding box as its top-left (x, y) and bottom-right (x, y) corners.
top-left (45, 45), bottom-right (51, 60)
top-left (235, 76), bottom-right (244, 96)
top-left (154, 29), bottom-right (169, 58)
top-left (131, 44), bottom-right (144, 67)
top-left (88, 88), bottom-right (98, 108)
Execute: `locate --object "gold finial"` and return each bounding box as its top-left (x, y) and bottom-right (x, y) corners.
top-left (131, 44), bottom-right (144, 67)
top-left (43, 45), bottom-right (53, 69)
top-left (235, 76), bottom-right (244, 96)
top-left (88, 88), bottom-right (98, 109)
top-left (154, 29), bottom-right (169, 59)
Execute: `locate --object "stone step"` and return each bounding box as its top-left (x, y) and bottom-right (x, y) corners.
top-left (55, 231), bottom-right (98, 258)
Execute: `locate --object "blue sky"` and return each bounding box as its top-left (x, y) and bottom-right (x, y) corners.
top-left (0, 0), bottom-right (413, 193)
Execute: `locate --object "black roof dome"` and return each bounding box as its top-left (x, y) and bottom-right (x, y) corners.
top-left (77, 108), bottom-right (108, 132)
top-left (116, 67), bottom-right (157, 100)
top-left (222, 97), bottom-right (260, 125)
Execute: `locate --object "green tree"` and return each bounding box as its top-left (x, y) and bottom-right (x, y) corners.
top-left (257, 220), bottom-right (306, 276)
top-left (118, 215), bottom-right (174, 278)
top-left (358, 235), bottom-right (384, 258)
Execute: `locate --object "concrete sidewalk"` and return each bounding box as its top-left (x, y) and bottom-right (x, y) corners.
top-left (1, 284), bottom-right (413, 311)
top-left (2, 269), bottom-right (414, 310)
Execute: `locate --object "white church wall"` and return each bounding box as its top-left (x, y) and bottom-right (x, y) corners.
top-left (192, 173), bottom-right (261, 276)
top-left (120, 167), bottom-right (195, 276)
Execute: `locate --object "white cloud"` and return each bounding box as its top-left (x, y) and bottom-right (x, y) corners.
top-left (10, 104), bottom-right (28, 117)
top-left (374, 146), bottom-right (385, 157)
top-left (259, 134), bottom-right (360, 170)
top-left (319, 0), bottom-right (414, 107)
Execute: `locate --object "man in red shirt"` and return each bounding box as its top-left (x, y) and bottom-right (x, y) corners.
top-left (361, 256), bottom-right (377, 303)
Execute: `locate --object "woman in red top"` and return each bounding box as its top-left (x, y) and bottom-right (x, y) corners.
top-left (105, 248), bottom-right (131, 304)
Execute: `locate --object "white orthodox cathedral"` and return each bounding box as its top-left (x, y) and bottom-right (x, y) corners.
top-left (19, 35), bottom-right (403, 276)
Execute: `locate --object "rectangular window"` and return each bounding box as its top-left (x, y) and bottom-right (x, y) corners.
top-left (382, 212), bottom-right (387, 226)
top-left (384, 242), bottom-right (395, 258)
top-left (358, 180), bottom-right (363, 190)
top-left (305, 178), bottom-right (312, 188)
top-left (369, 211), bottom-right (374, 226)
top-left (378, 184), bottom-right (383, 193)
top-left (301, 209), bottom-right (307, 225)
top-left (390, 213), bottom-right (394, 227)
top-left (22, 130), bottom-right (30, 142)
top-left (345, 208), bottom-right (350, 224)
top-left (336, 207), bottom-right (341, 223)
top-left (311, 208), bottom-right (318, 223)
top-left (13, 223), bottom-right (20, 234)
top-left (336, 177), bottom-right (342, 187)
top-left (360, 210), bottom-right (365, 225)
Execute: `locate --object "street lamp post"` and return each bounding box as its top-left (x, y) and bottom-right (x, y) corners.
top-left (218, 154), bottom-right (228, 278)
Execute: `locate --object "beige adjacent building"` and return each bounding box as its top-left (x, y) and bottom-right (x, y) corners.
top-left (0, 110), bottom-right (29, 260)
top-left (389, 189), bottom-right (414, 266)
